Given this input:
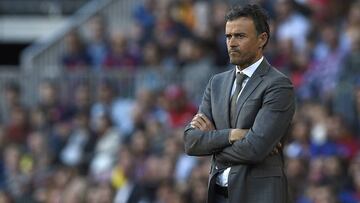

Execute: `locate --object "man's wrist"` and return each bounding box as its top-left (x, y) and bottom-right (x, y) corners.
top-left (228, 129), bottom-right (236, 144)
top-left (228, 129), bottom-right (247, 144)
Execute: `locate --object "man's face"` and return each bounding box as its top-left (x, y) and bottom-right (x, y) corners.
top-left (225, 17), bottom-right (265, 68)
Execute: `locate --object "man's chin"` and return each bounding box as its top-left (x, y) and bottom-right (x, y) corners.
top-left (229, 58), bottom-right (240, 65)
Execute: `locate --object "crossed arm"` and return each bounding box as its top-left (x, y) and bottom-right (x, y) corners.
top-left (183, 77), bottom-right (294, 164)
top-left (190, 113), bottom-right (248, 145)
top-left (189, 113), bottom-right (281, 155)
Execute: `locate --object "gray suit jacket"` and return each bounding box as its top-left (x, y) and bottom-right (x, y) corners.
top-left (184, 58), bottom-right (295, 203)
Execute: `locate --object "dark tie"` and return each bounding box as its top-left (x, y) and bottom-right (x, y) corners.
top-left (230, 72), bottom-right (247, 127)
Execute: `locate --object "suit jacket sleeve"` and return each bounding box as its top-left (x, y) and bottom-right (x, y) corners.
top-left (215, 77), bottom-right (295, 164)
top-left (184, 76), bottom-right (232, 156)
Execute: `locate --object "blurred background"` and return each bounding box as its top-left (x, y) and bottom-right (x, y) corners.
top-left (0, 0), bottom-right (359, 202)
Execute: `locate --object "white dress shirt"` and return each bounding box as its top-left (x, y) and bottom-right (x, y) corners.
top-left (216, 56), bottom-right (264, 187)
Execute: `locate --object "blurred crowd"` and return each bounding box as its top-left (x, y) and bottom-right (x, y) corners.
top-left (1, 0), bottom-right (360, 202)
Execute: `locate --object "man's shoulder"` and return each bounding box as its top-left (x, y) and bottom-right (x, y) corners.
top-left (212, 68), bottom-right (234, 80)
top-left (266, 65), bottom-right (293, 84)
top-left (268, 66), bottom-right (288, 77)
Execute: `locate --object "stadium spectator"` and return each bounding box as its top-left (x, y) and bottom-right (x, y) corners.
top-left (37, 80), bottom-right (67, 125)
top-left (132, 0), bottom-right (156, 41)
top-left (179, 38), bottom-right (215, 104)
top-left (135, 41), bottom-right (168, 92)
top-left (85, 15), bottom-right (110, 71)
top-left (91, 80), bottom-right (135, 137)
top-left (275, 0), bottom-right (311, 53)
top-left (132, 87), bottom-right (168, 130)
top-left (60, 110), bottom-right (95, 172)
top-left (211, 1), bottom-right (230, 67)
top-left (112, 145), bottom-right (152, 202)
top-left (300, 23), bottom-right (347, 101)
top-left (2, 82), bottom-right (23, 124)
top-left (4, 106), bottom-right (29, 145)
top-left (0, 144), bottom-right (30, 201)
top-left (89, 113), bottom-right (121, 181)
top-left (102, 32), bottom-right (139, 70)
top-left (66, 82), bottom-right (92, 119)
top-left (285, 118), bottom-right (312, 159)
top-left (162, 84), bottom-right (197, 129)
top-left (339, 153), bottom-right (360, 202)
top-left (61, 30), bottom-right (90, 71)
top-left (285, 157), bottom-right (308, 201)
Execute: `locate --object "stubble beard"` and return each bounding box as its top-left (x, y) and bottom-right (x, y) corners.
top-left (229, 54), bottom-right (257, 69)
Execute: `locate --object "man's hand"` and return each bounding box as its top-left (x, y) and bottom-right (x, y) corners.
top-left (190, 114), bottom-right (282, 155)
top-left (229, 129), bottom-right (283, 155)
top-left (269, 143), bottom-right (283, 156)
top-left (229, 129), bottom-right (249, 144)
top-left (190, 113), bottom-right (215, 131)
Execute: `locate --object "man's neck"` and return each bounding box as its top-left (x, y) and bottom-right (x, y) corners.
top-left (237, 55), bottom-right (263, 70)
top-left (237, 56), bottom-right (263, 71)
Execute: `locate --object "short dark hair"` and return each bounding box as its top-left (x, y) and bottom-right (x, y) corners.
top-left (225, 4), bottom-right (270, 49)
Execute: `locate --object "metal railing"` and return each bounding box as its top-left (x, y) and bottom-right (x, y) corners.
top-left (0, 64), bottom-right (219, 123)
top-left (2, 68), bottom-right (169, 101)
top-left (20, 0), bottom-right (141, 76)
top-left (0, 0), bottom-right (88, 15)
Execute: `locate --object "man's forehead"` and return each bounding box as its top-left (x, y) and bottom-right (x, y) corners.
top-left (225, 17), bottom-right (255, 32)
top-left (226, 17), bottom-right (254, 26)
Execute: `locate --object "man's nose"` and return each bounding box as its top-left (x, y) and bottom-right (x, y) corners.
top-left (228, 37), bottom-right (237, 47)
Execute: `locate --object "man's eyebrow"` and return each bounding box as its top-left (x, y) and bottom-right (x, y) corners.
top-left (225, 32), bottom-right (247, 36)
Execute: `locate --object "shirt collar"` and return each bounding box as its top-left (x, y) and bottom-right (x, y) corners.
top-left (236, 56), bottom-right (263, 78)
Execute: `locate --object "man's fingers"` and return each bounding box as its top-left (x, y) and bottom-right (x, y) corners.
top-left (191, 114), bottom-right (215, 131)
top-left (190, 122), bottom-right (201, 129)
top-left (194, 114), bottom-right (207, 125)
top-left (198, 114), bottom-right (211, 124)
top-left (198, 114), bottom-right (215, 130)
top-left (193, 116), bottom-right (206, 125)
top-left (191, 123), bottom-right (204, 130)
top-left (191, 119), bottom-right (206, 130)
top-left (190, 120), bottom-right (201, 129)
top-left (268, 142), bottom-right (283, 157)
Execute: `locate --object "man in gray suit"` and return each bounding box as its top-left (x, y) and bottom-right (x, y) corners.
top-left (184, 4), bottom-right (295, 203)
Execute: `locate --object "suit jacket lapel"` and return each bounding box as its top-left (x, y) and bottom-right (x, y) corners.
top-left (223, 69), bottom-right (235, 128)
top-left (234, 59), bottom-right (270, 124)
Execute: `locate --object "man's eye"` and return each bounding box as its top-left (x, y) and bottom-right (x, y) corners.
top-left (234, 34), bottom-right (244, 38)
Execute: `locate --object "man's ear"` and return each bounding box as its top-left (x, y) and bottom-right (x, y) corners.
top-left (258, 32), bottom-right (268, 49)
